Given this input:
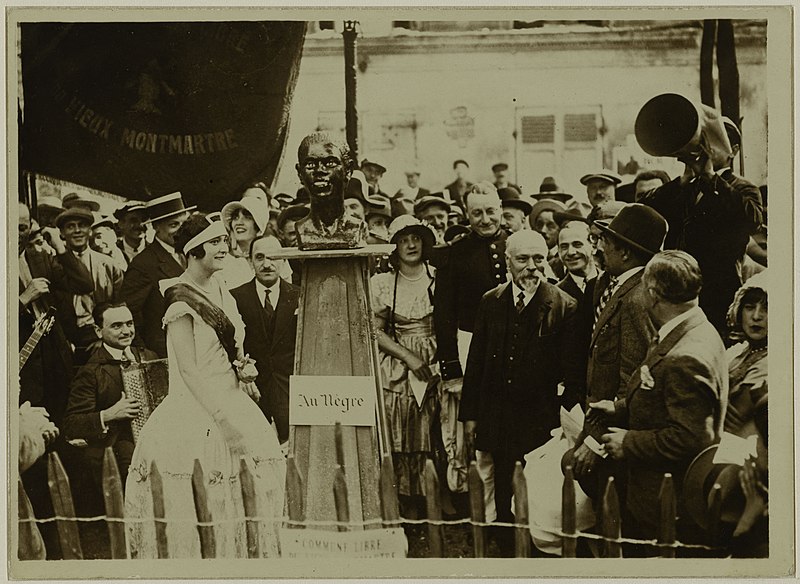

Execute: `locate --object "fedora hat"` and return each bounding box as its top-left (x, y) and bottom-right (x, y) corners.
top-left (113, 201), bottom-right (146, 221)
top-left (531, 176), bottom-right (573, 204)
top-left (683, 444), bottom-right (746, 530)
top-left (414, 194), bottom-right (451, 216)
top-left (580, 170), bottom-right (622, 186)
top-left (62, 192), bottom-right (100, 213)
top-left (498, 186), bottom-right (533, 215)
top-left (593, 203), bottom-right (667, 257)
top-left (36, 195), bottom-right (64, 213)
top-left (365, 196), bottom-right (392, 220)
top-left (361, 158), bottom-right (387, 174)
top-left (277, 204), bottom-right (309, 231)
top-left (144, 192), bottom-right (196, 224)
top-left (390, 196), bottom-right (415, 219)
top-left (444, 223), bottom-right (470, 243)
top-left (55, 207), bottom-right (94, 229)
top-left (388, 214), bottom-right (436, 250)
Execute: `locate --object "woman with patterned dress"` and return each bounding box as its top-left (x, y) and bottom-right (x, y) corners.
top-left (124, 213), bottom-right (285, 558)
top-left (370, 216), bottom-right (439, 520)
top-left (724, 271), bottom-right (768, 438)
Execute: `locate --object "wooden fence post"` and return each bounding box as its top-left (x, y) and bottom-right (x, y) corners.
top-left (18, 479), bottom-right (44, 560)
top-left (379, 454), bottom-right (400, 527)
top-left (149, 461), bottom-right (169, 559)
top-left (468, 461), bottom-right (487, 558)
top-left (512, 462), bottom-right (531, 558)
top-left (601, 476), bottom-right (622, 558)
top-left (239, 457), bottom-right (261, 558)
top-left (102, 447), bottom-right (128, 559)
top-left (285, 454), bottom-right (305, 528)
top-left (424, 459), bottom-right (444, 558)
top-left (333, 466), bottom-right (350, 532)
top-left (658, 473), bottom-right (676, 558)
top-left (191, 459), bottom-right (216, 558)
top-left (46, 452), bottom-right (83, 559)
top-left (561, 465), bottom-right (577, 558)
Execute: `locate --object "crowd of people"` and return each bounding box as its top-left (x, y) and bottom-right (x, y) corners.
top-left (17, 119), bottom-right (768, 559)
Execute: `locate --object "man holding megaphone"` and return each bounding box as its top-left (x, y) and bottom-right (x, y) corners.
top-left (633, 93), bottom-right (764, 336)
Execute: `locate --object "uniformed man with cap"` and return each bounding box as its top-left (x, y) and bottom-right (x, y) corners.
top-left (580, 170), bottom-right (622, 208)
top-left (491, 162), bottom-right (520, 192)
top-left (120, 192), bottom-right (195, 357)
top-left (433, 181), bottom-right (508, 512)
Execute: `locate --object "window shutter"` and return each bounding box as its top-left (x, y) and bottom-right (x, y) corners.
top-left (564, 113), bottom-right (597, 142)
top-left (521, 115), bottom-right (555, 144)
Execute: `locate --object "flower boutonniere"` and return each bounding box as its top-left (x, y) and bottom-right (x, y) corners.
top-left (639, 364), bottom-right (655, 390)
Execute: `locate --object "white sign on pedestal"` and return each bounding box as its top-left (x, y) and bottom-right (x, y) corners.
top-left (289, 375), bottom-right (376, 426)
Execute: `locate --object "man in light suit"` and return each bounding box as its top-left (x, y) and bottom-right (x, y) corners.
top-left (121, 193), bottom-right (194, 357)
top-left (600, 250), bottom-right (728, 551)
top-left (567, 204), bottom-right (666, 506)
top-left (230, 235), bottom-right (300, 446)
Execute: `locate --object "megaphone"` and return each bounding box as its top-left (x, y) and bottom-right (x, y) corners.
top-left (634, 93), bottom-right (733, 165)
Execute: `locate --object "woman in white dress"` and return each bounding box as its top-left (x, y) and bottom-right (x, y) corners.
top-left (124, 212), bottom-right (285, 559)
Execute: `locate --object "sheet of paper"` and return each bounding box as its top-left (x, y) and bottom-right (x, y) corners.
top-left (713, 432), bottom-right (759, 465)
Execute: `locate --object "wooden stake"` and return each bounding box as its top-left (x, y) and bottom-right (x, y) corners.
top-left (468, 461), bottom-right (486, 558)
top-left (149, 461), bottom-right (169, 559)
top-left (285, 454), bottom-right (305, 528)
top-left (333, 466), bottom-right (350, 532)
top-left (512, 462), bottom-right (531, 558)
top-left (46, 452), bottom-right (83, 559)
top-left (191, 459), bottom-right (216, 558)
top-left (561, 465), bottom-right (577, 558)
top-left (102, 447), bottom-right (127, 559)
top-left (379, 454), bottom-right (400, 527)
top-left (658, 473), bottom-right (676, 558)
top-left (239, 457), bottom-right (261, 558)
top-left (601, 476), bottom-right (622, 558)
top-left (424, 459), bottom-right (444, 557)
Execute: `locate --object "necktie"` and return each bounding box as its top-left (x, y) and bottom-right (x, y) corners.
top-left (594, 276), bottom-right (618, 327)
top-left (124, 347), bottom-right (137, 363)
top-left (516, 291), bottom-right (526, 314)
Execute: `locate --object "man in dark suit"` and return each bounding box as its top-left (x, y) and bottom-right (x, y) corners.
top-left (63, 303), bottom-right (156, 494)
top-left (600, 250), bottom-right (728, 550)
top-left (637, 125), bottom-right (763, 334)
top-left (433, 182), bottom-right (508, 505)
top-left (230, 235), bottom-right (300, 446)
top-left (444, 159), bottom-right (473, 211)
top-left (120, 192), bottom-right (195, 357)
top-left (113, 202), bottom-right (147, 264)
top-left (459, 229), bottom-right (584, 555)
top-left (568, 204), bottom-right (666, 502)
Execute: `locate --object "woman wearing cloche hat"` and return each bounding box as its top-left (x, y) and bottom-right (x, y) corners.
top-left (370, 215), bottom-right (439, 521)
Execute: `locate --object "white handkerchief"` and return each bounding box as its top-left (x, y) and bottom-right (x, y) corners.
top-left (409, 364), bottom-right (440, 408)
top-left (713, 432), bottom-right (759, 465)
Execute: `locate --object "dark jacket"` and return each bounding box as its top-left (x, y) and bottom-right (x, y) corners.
top-left (557, 272), bottom-right (594, 375)
top-left (433, 228), bottom-right (508, 380)
top-left (230, 278), bottom-right (300, 443)
top-left (63, 344), bottom-right (157, 482)
top-left (458, 282), bottom-right (585, 455)
top-left (445, 179), bottom-right (473, 211)
top-left (638, 172), bottom-right (763, 331)
top-left (120, 239), bottom-right (184, 358)
top-left (618, 309), bottom-right (728, 534)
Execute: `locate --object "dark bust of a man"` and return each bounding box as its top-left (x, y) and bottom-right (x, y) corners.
top-left (294, 132), bottom-right (368, 250)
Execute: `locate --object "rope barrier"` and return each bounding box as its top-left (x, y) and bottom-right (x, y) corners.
top-left (18, 514), bottom-right (723, 551)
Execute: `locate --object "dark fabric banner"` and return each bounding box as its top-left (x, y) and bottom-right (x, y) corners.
top-left (20, 21), bottom-right (306, 210)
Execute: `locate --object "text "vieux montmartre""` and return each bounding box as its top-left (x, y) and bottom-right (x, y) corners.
top-left (64, 95), bottom-right (239, 155)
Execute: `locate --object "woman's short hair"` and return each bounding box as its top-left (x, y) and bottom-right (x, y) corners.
top-left (174, 212), bottom-right (211, 258)
top-left (643, 250), bottom-right (703, 303)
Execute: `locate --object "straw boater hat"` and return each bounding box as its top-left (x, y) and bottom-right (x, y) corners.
top-left (143, 192), bottom-right (196, 224)
top-left (593, 203), bottom-right (668, 257)
top-left (531, 176), bottom-right (573, 205)
top-left (92, 215), bottom-right (116, 230)
top-left (221, 197), bottom-right (269, 236)
top-left (497, 186), bottom-right (533, 215)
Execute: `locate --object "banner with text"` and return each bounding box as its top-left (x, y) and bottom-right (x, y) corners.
top-left (290, 375), bottom-right (377, 427)
top-left (279, 528), bottom-right (407, 558)
top-left (20, 21), bottom-right (306, 210)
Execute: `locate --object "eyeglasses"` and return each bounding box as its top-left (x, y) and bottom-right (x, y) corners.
top-left (301, 156), bottom-right (342, 171)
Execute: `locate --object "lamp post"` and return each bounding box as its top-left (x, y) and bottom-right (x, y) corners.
top-left (342, 21), bottom-right (359, 161)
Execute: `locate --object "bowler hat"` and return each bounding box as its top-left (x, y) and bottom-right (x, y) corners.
top-left (580, 170), bottom-right (622, 186)
top-left (55, 207), bottom-right (94, 229)
top-left (414, 194), bottom-right (451, 216)
top-left (361, 158), bottom-right (387, 174)
top-left (277, 204), bottom-right (309, 231)
top-left (113, 201), bottom-right (146, 220)
top-left (387, 215), bottom-right (436, 250)
top-left (682, 445), bottom-right (746, 530)
top-left (144, 192), bottom-right (196, 224)
top-left (531, 176), bottom-right (573, 204)
top-left (62, 192), bottom-right (100, 213)
top-left (593, 203), bottom-right (667, 257)
top-left (498, 186), bottom-right (533, 215)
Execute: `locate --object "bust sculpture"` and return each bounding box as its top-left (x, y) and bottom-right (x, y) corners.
top-left (294, 132), bottom-right (368, 250)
